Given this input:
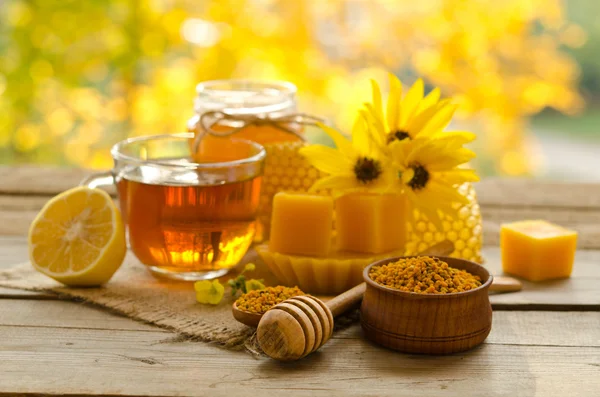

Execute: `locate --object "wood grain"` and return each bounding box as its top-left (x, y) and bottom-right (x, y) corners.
top-left (0, 237), bottom-right (599, 308)
top-left (0, 166), bottom-right (599, 396)
top-left (0, 166), bottom-right (93, 195)
top-left (0, 316), bottom-right (598, 397)
top-left (476, 177), bottom-right (600, 208)
top-left (1, 299), bottom-right (597, 346)
top-left (2, 167), bottom-right (600, 247)
top-left (2, 167), bottom-right (598, 209)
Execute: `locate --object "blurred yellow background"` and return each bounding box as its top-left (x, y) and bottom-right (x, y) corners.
top-left (1, 0), bottom-right (597, 178)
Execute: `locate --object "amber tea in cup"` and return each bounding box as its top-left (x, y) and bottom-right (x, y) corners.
top-left (82, 133), bottom-right (266, 281)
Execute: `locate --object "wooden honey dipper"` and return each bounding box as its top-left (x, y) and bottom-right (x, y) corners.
top-left (257, 240), bottom-right (457, 361)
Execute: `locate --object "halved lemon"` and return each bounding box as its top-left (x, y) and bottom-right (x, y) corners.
top-left (28, 186), bottom-right (126, 286)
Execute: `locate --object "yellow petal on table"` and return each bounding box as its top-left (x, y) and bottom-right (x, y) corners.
top-left (194, 280), bottom-right (225, 305)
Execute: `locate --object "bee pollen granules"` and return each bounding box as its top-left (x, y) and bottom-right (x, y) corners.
top-left (369, 256), bottom-right (481, 294)
top-left (235, 286), bottom-right (305, 314)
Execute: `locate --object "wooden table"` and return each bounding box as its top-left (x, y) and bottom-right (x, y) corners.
top-left (1, 166), bottom-right (599, 397)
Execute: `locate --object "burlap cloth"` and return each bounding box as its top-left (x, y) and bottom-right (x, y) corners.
top-left (0, 250), bottom-right (358, 354)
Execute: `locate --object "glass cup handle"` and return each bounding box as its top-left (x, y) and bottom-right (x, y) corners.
top-left (80, 171), bottom-right (115, 188)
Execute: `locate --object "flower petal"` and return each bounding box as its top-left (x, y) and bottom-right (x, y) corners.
top-left (405, 99), bottom-right (452, 138)
top-left (309, 175), bottom-right (358, 194)
top-left (386, 73), bottom-right (402, 132)
top-left (361, 104), bottom-right (389, 149)
top-left (419, 87), bottom-right (441, 111)
top-left (421, 149), bottom-right (476, 170)
top-left (400, 78), bottom-right (424, 127)
top-left (388, 139), bottom-right (413, 168)
top-left (299, 145), bottom-right (353, 175)
top-left (351, 114), bottom-right (370, 154)
top-left (437, 169), bottom-right (480, 184)
top-left (316, 122), bottom-right (355, 158)
top-left (418, 103), bottom-right (458, 137)
top-left (370, 79), bottom-right (384, 120)
top-left (427, 180), bottom-right (470, 205)
top-left (432, 131), bottom-right (477, 147)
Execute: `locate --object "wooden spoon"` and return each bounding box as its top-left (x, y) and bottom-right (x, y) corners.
top-left (232, 301), bottom-right (263, 327)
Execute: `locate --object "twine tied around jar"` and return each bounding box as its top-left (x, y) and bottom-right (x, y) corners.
top-left (192, 110), bottom-right (326, 154)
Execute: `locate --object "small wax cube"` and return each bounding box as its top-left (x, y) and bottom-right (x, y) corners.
top-left (335, 193), bottom-right (407, 254)
top-left (500, 220), bottom-right (578, 282)
top-left (269, 192), bottom-right (334, 257)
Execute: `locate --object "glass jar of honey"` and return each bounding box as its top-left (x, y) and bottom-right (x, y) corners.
top-left (187, 80), bottom-right (306, 241)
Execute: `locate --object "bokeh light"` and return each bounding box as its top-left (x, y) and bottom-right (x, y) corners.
top-left (0, 0), bottom-right (590, 175)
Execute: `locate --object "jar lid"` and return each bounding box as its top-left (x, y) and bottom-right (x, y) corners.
top-left (194, 79), bottom-right (297, 116)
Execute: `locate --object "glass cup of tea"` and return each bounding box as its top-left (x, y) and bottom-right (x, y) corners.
top-left (81, 133), bottom-right (266, 281)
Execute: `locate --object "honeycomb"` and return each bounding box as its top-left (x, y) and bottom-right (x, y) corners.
top-left (404, 183), bottom-right (483, 263)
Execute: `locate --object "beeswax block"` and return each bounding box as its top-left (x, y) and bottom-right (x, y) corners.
top-left (335, 193), bottom-right (407, 254)
top-left (501, 220), bottom-right (577, 282)
top-left (269, 192), bottom-right (333, 257)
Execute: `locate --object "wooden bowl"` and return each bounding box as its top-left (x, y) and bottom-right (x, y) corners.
top-left (360, 256), bottom-right (493, 355)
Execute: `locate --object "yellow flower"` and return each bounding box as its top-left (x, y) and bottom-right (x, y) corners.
top-left (245, 279), bottom-right (266, 292)
top-left (299, 119), bottom-right (391, 196)
top-left (363, 73), bottom-right (475, 148)
top-left (243, 263), bottom-right (256, 273)
top-left (194, 280), bottom-right (225, 305)
top-left (389, 136), bottom-right (479, 226)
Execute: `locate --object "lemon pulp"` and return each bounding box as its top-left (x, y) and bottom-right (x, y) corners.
top-left (28, 186), bottom-right (126, 286)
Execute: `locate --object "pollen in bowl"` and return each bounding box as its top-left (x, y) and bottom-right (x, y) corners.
top-left (117, 167), bottom-right (261, 275)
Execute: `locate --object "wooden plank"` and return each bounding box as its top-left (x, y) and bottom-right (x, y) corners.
top-left (0, 236), bottom-right (28, 267)
top-left (0, 166), bottom-right (92, 195)
top-left (0, 315), bottom-right (598, 397)
top-left (2, 166), bottom-right (600, 210)
top-left (0, 210), bottom-right (38, 237)
top-left (484, 247), bottom-right (600, 309)
top-left (1, 298), bottom-right (597, 347)
top-left (0, 235), bottom-right (599, 308)
top-left (3, 166), bottom-right (600, 209)
top-left (0, 299), bottom-right (167, 333)
top-left (0, 237), bottom-right (48, 298)
top-left (476, 177), bottom-right (600, 209)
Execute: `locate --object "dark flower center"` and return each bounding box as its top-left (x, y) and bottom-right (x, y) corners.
top-left (407, 163), bottom-right (430, 190)
top-left (354, 157), bottom-right (382, 184)
top-left (387, 130), bottom-right (411, 143)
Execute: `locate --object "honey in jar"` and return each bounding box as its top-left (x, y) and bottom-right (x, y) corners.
top-left (187, 80), bottom-right (304, 240)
